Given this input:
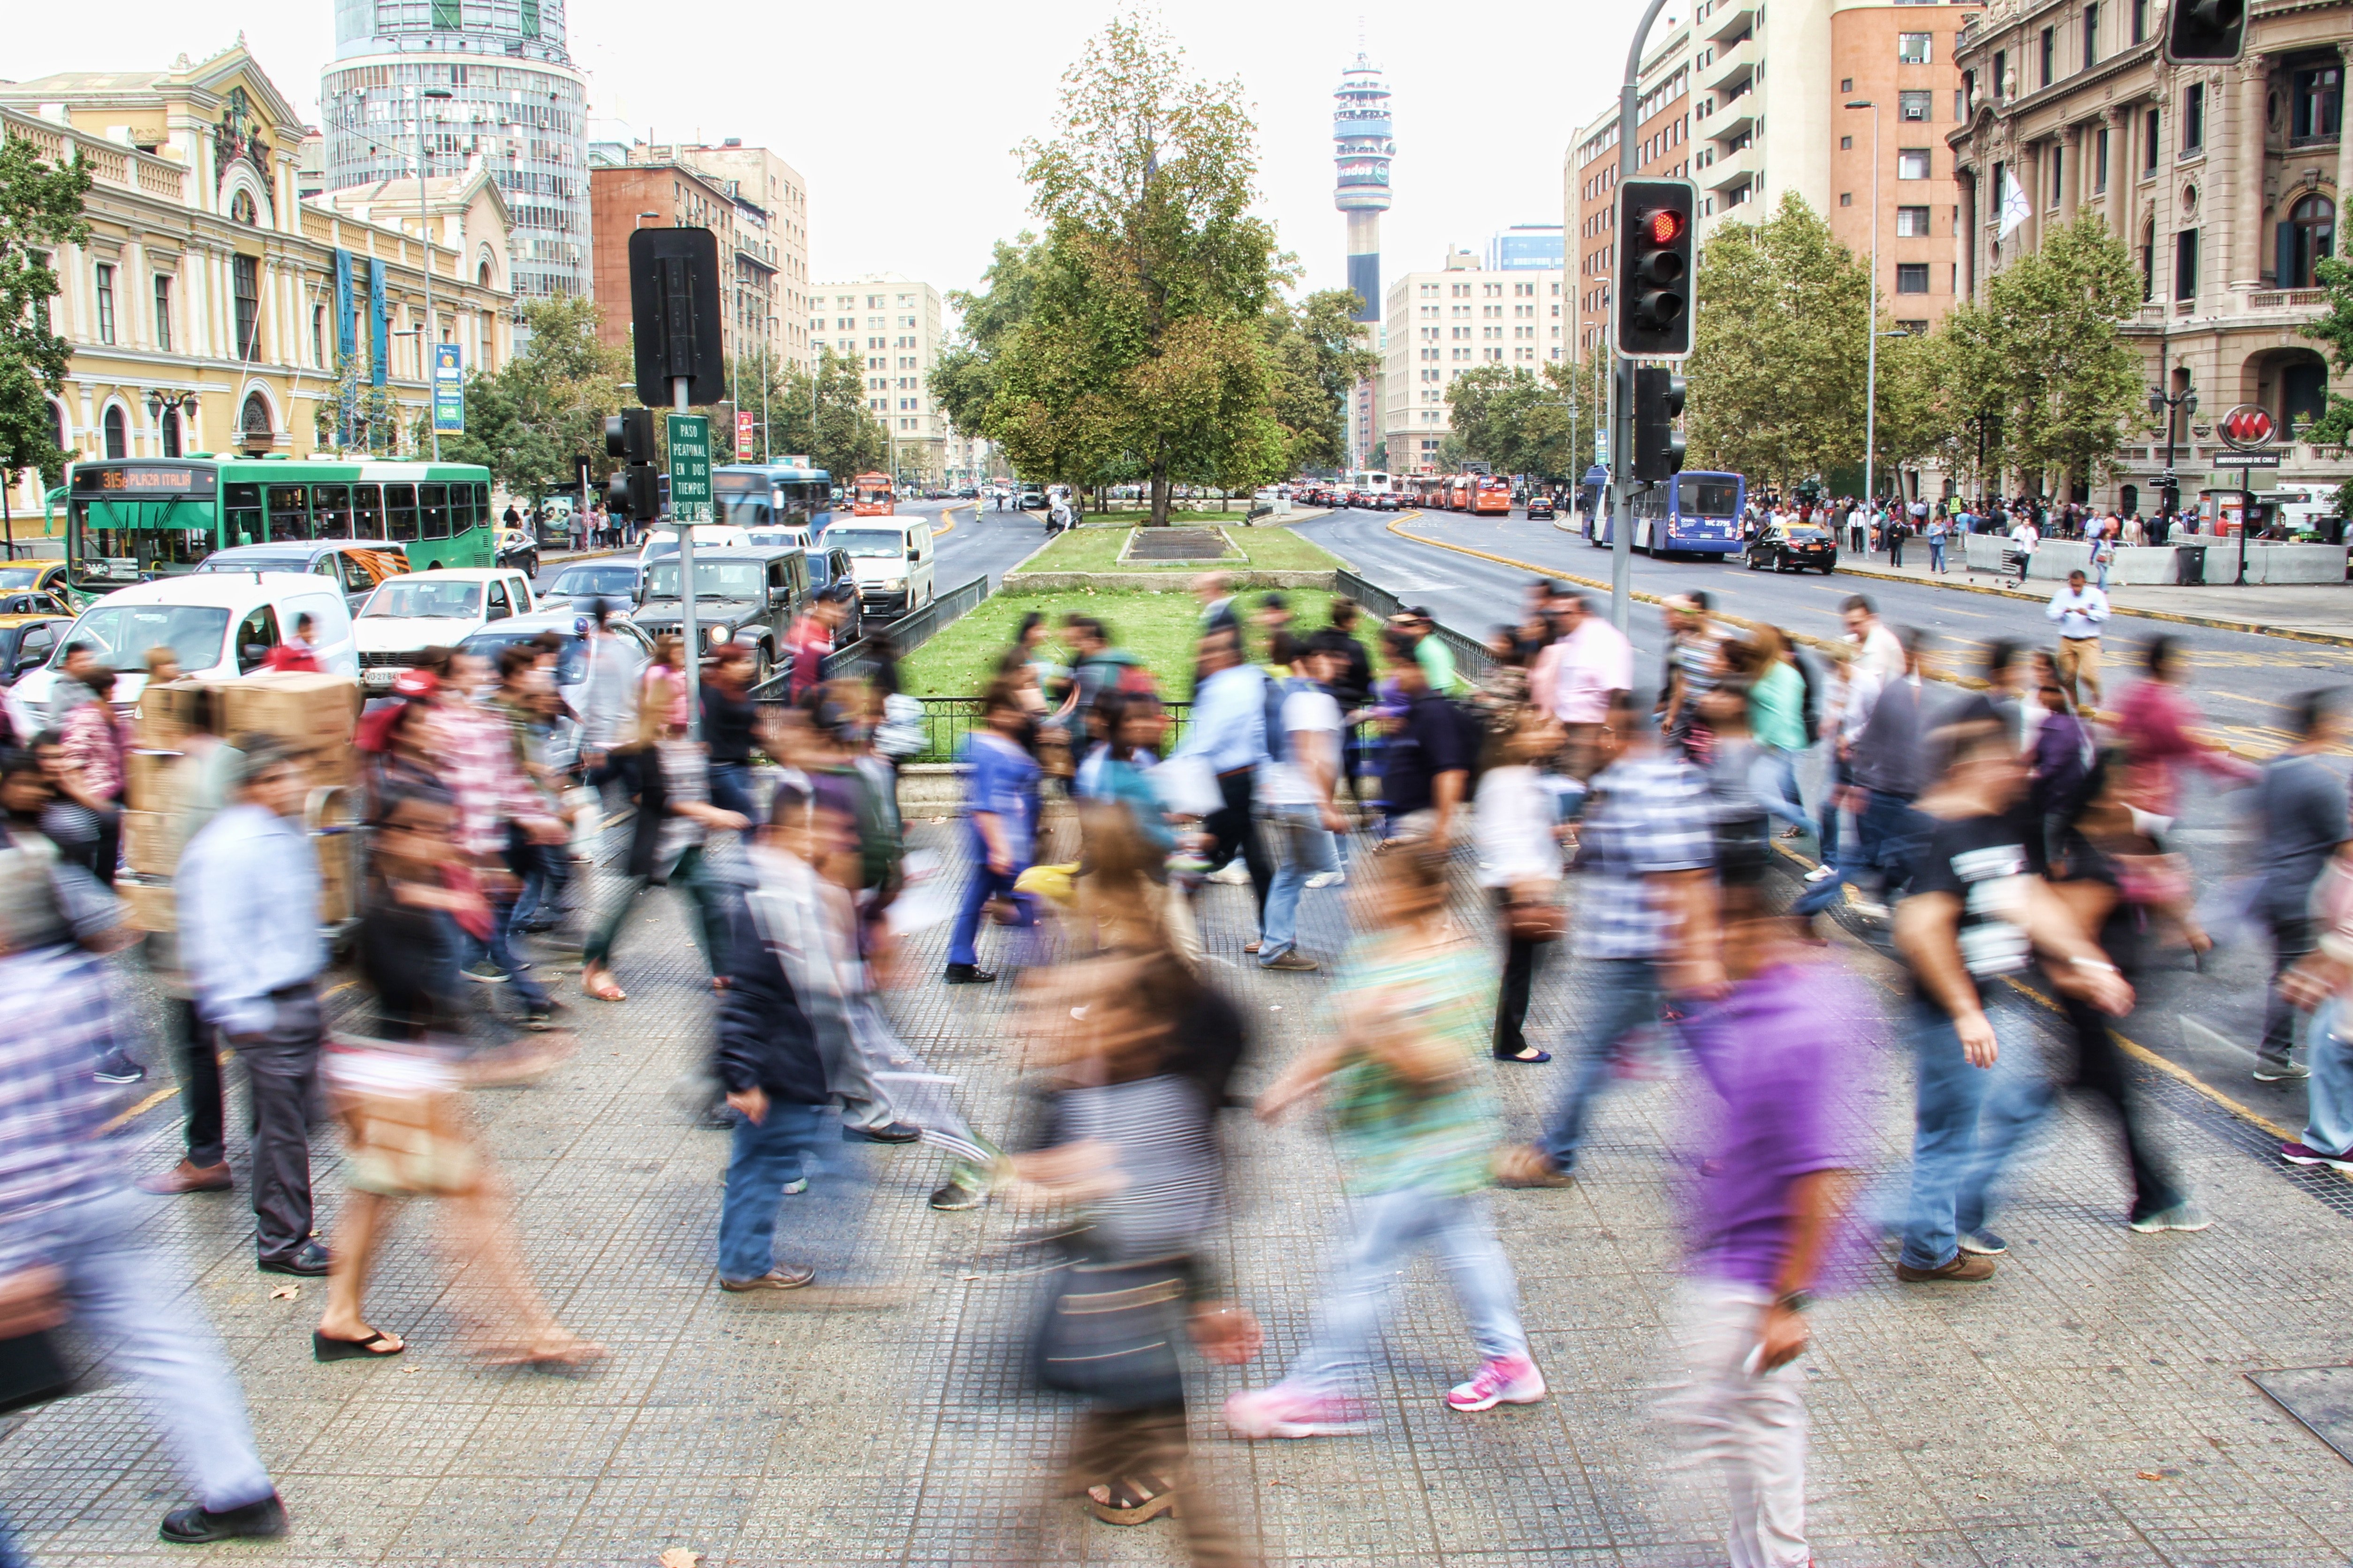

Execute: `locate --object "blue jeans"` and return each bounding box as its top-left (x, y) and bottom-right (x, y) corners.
top-left (461, 886), bottom-right (552, 1007)
top-left (1540, 955), bottom-right (1670, 1172)
top-left (1259, 804), bottom-right (1338, 962)
top-left (1285, 1187), bottom-right (1527, 1397)
top-left (716, 1099), bottom-right (830, 1282)
top-left (1751, 748), bottom-right (1809, 834)
top-left (1794, 789), bottom-right (1921, 914)
top-left (2306, 999), bottom-right (2353, 1156)
top-left (947, 857), bottom-right (1033, 968)
top-left (1815, 754), bottom-right (1846, 864)
top-left (1929, 538), bottom-right (1947, 571)
top-left (1898, 992), bottom-right (2053, 1270)
top-left (708, 760), bottom-right (755, 822)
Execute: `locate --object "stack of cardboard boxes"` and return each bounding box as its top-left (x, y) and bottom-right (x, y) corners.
top-left (118, 671), bottom-right (366, 930)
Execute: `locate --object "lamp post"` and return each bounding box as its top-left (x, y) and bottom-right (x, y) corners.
top-left (2148, 371), bottom-right (2198, 542)
top-left (415, 86), bottom-right (453, 462)
top-left (1846, 99), bottom-right (1883, 518)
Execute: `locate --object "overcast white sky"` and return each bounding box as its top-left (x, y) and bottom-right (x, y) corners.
top-left (7, 0), bottom-right (1680, 320)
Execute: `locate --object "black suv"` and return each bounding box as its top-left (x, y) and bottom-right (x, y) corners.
top-left (630, 545), bottom-right (813, 680)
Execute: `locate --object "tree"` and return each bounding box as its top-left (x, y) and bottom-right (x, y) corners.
top-left (1685, 193), bottom-right (1873, 489)
top-left (2301, 254), bottom-right (2353, 444)
top-left (1978, 216), bottom-right (2141, 495)
top-left (0, 133), bottom-right (93, 494)
top-left (987, 11), bottom-right (1289, 521)
top-left (1442, 362), bottom-right (1587, 481)
top-left (1264, 288), bottom-right (1376, 474)
top-left (437, 295), bottom-right (629, 503)
top-left (930, 234), bottom-right (1052, 439)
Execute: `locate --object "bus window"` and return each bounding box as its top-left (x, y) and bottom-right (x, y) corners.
top-left (1677, 476), bottom-right (1740, 517)
top-left (225, 482), bottom-right (262, 546)
top-left (449, 481), bottom-right (475, 534)
top-left (266, 485), bottom-right (311, 543)
top-left (313, 484), bottom-right (351, 538)
top-left (420, 484), bottom-right (451, 539)
top-left (386, 484), bottom-right (419, 542)
top-left (352, 484), bottom-right (384, 539)
top-left (473, 482), bottom-right (491, 529)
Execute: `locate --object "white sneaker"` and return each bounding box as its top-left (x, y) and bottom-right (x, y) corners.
top-left (1207, 861), bottom-right (1252, 885)
top-left (1306, 870), bottom-right (1346, 889)
top-left (1803, 865), bottom-right (1837, 884)
top-left (1848, 897), bottom-right (1891, 921)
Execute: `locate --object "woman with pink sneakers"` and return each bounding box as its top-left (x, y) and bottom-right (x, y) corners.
top-left (1225, 841), bottom-right (1545, 1438)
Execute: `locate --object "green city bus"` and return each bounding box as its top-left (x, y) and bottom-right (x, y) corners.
top-left (62, 456), bottom-right (495, 597)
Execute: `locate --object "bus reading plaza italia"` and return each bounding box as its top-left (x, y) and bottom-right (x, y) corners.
top-left (63, 456), bottom-right (496, 597)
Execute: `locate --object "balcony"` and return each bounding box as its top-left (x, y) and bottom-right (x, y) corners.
top-left (1706, 0), bottom-right (1756, 42)
top-left (1702, 35), bottom-right (1758, 95)
top-left (1710, 101), bottom-right (1756, 143)
top-left (1704, 136), bottom-right (1762, 194)
top-left (2247, 288), bottom-right (2330, 310)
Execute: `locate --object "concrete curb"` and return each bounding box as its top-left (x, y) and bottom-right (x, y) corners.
top-left (1001, 569), bottom-right (1339, 592)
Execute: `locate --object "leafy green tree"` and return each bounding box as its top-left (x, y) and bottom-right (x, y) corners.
top-left (1978, 216), bottom-right (2141, 494)
top-left (1442, 362), bottom-right (1588, 481)
top-left (0, 134), bottom-right (93, 495)
top-left (1264, 288), bottom-right (1376, 474)
top-left (2301, 255), bottom-right (2353, 444)
top-left (436, 296), bottom-right (628, 503)
top-left (989, 10), bottom-right (1289, 520)
top-left (1686, 192), bottom-right (1872, 488)
top-left (930, 234), bottom-right (1053, 439)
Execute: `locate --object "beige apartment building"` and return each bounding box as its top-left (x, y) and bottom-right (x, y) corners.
top-left (1379, 250), bottom-right (1566, 475)
top-left (0, 45), bottom-right (515, 521)
top-left (1951, 0), bottom-right (2353, 508)
top-left (811, 275), bottom-right (949, 484)
top-left (662, 142), bottom-right (813, 377)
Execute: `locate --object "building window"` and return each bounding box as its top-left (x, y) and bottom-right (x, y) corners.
top-left (1994, 49), bottom-right (2009, 98)
top-left (311, 305), bottom-right (325, 367)
top-left (1899, 32), bottom-right (1932, 62)
top-left (1842, 78), bottom-right (1855, 93)
top-left (2145, 106), bottom-right (2161, 170)
top-left (1897, 318), bottom-right (1930, 334)
top-left (1899, 90), bottom-right (1932, 121)
top-left (2291, 67), bottom-right (2343, 144)
top-left (232, 255), bottom-right (259, 360)
top-left (1841, 135), bottom-right (1854, 150)
top-left (2182, 82), bottom-right (2204, 151)
top-left (2140, 222), bottom-right (2156, 298)
top-left (2282, 193), bottom-right (2336, 287)
top-left (2051, 146), bottom-right (2065, 203)
top-left (2095, 126), bottom-right (2110, 190)
top-left (151, 274), bottom-right (174, 352)
top-left (1898, 149), bottom-right (1931, 179)
top-left (160, 408), bottom-right (181, 458)
top-left (92, 264), bottom-right (115, 345)
top-left (2175, 227), bottom-right (2199, 299)
top-left (103, 405), bottom-right (126, 460)
top-left (2132, 0), bottom-right (2148, 41)
top-left (1841, 192), bottom-right (1854, 206)
top-left (1897, 205), bottom-right (1932, 236)
top-left (1896, 263), bottom-right (1931, 293)
top-left (520, 0), bottom-right (540, 38)
top-left (2040, 28), bottom-right (2057, 85)
top-left (431, 0), bottom-right (459, 26)
top-left (2083, 5), bottom-right (2099, 68)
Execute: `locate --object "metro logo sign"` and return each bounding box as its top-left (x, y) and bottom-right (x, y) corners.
top-left (2219, 404), bottom-right (2277, 450)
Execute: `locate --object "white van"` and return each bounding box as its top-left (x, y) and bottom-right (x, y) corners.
top-left (823, 516), bottom-right (937, 615)
top-left (352, 567), bottom-right (537, 689)
top-left (8, 572), bottom-right (355, 732)
top-left (637, 524), bottom-right (751, 565)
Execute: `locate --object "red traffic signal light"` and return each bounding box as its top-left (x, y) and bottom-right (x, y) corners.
top-left (1647, 208), bottom-right (1686, 246)
top-left (1615, 179), bottom-right (1697, 360)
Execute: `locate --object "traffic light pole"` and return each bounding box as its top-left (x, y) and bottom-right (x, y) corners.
top-left (1610, 0), bottom-right (1677, 636)
top-left (676, 375), bottom-right (702, 743)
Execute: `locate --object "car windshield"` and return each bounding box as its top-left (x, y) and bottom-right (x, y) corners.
top-left (646, 561), bottom-right (765, 599)
top-left (0, 569), bottom-right (48, 591)
top-left (824, 529), bottom-right (908, 559)
top-left (363, 579), bottom-right (482, 618)
top-left (744, 530), bottom-right (804, 549)
top-left (462, 629), bottom-right (587, 685)
top-left (550, 565), bottom-right (639, 596)
top-left (65, 604), bottom-right (231, 673)
top-left (194, 553), bottom-right (309, 575)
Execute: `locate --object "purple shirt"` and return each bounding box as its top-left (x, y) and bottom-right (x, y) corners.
top-left (1678, 959), bottom-right (1868, 1292)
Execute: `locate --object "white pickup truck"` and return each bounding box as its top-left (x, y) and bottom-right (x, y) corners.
top-left (353, 567), bottom-right (537, 690)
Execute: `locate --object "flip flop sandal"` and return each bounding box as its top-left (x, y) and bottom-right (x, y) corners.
top-left (580, 971), bottom-right (627, 1003)
top-left (312, 1329), bottom-right (404, 1362)
top-left (1087, 1475), bottom-right (1179, 1526)
top-left (478, 1337), bottom-right (607, 1370)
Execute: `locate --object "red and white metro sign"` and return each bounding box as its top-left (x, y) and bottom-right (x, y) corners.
top-left (2219, 404), bottom-right (2278, 451)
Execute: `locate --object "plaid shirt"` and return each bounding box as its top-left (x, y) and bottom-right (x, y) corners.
top-left (432, 701), bottom-right (546, 860)
top-left (0, 948), bottom-right (129, 1275)
top-left (1571, 750), bottom-right (1715, 960)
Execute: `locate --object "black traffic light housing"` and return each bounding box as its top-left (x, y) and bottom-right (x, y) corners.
top-left (2164, 0), bottom-right (2244, 62)
top-left (604, 408), bottom-right (659, 520)
top-left (1632, 367), bottom-right (1688, 483)
top-left (627, 227), bottom-right (726, 407)
top-left (1615, 179), bottom-right (1697, 360)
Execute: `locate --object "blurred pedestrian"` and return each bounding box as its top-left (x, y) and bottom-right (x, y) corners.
top-left (1374, 628), bottom-right (1471, 847)
top-left (1796, 627), bottom-right (1929, 922)
top-left (2249, 691), bottom-right (2349, 1082)
top-left (1532, 591), bottom-right (1632, 780)
top-left (945, 679), bottom-right (1041, 985)
top-left (1226, 841), bottom-right (1544, 1435)
top-left (442, 650), bottom-right (566, 1026)
top-left (1172, 627), bottom-right (1272, 936)
top-left (702, 639), bottom-right (759, 820)
top-left (262, 611), bottom-right (323, 673)
top-left (2279, 837), bottom-right (2353, 1170)
top-left (1479, 708), bottom-right (1564, 1063)
top-left (1254, 635), bottom-right (1345, 973)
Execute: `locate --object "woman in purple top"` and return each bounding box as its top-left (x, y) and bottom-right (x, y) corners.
top-left (944, 679), bottom-right (1040, 984)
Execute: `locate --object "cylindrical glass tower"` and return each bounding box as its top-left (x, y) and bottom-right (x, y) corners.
top-left (1333, 53), bottom-right (1394, 326)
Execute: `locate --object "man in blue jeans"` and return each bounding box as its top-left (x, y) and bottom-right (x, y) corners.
top-left (1797, 627), bottom-right (1928, 922)
top-left (1499, 696), bottom-right (1720, 1185)
top-left (1890, 723), bottom-right (2137, 1282)
top-left (1256, 637), bottom-right (1347, 971)
top-left (944, 682), bottom-right (1040, 984)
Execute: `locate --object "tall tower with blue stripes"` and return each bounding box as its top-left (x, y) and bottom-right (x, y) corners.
top-left (1333, 51), bottom-right (1394, 326)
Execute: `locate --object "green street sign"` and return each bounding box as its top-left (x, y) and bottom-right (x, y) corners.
top-left (667, 412), bottom-right (712, 522)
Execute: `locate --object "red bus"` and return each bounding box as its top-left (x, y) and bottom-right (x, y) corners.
top-left (1445, 476), bottom-right (1473, 511)
top-left (1470, 476), bottom-right (1513, 515)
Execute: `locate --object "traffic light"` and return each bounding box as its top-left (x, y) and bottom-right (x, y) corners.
top-left (1631, 367), bottom-right (1687, 482)
top-left (604, 408), bottom-right (660, 520)
top-left (1615, 179), bottom-right (1697, 359)
top-left (2164, 0), bottom-right (2244, 61)
top-left (627, 227), bottom-right (726, 406)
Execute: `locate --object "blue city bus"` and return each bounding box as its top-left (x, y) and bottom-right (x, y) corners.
top-left (711, 462), bottom-right (834, 534)
top-left (1589, 470), bottom-right (1746, 557)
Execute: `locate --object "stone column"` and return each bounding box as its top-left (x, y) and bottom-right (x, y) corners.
top-left (2062, 123), bottom-right (2084, 222)
top-left (2232, 59), bottom-right (2269, 294)
top-left (2106, 104), bottom-right (2134, 240)
top-left (2025, 143), bottom-right (2044, 253)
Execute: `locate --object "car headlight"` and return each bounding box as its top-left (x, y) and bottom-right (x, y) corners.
top-left (880, 577), bottom-right (906, 590)
top-left (705, 624), bottom-right (727, 647)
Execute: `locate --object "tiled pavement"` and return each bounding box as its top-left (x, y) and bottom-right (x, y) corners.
top-left (3, 818), bottom-right (2352, 1567)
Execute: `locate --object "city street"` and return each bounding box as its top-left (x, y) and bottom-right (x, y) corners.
top-left (1294, 504), bottom-right (2352, 1145)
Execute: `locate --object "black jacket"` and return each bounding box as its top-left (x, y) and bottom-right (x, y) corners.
top-left (712, 901), bottom-right (830, 1104)
top-left (1309, 626), bottom-right (1374, 713)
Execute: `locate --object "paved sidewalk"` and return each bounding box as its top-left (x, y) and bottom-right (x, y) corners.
top-left (1831, 548), bottom-right (2353, 644)
top-left (2, 825), bottom-right (2350, 1565)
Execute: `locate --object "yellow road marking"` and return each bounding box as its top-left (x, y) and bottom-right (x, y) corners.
top-left (100, 1083), bottom-right (179, 1135)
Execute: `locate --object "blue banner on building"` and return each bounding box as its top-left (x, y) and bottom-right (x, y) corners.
top-left (333, 248), bottom-right (354, 360)
top-left (368, 259), bottom-right (388, 388)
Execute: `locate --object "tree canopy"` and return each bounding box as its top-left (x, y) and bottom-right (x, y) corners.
top-left (0, 133), bottom-right (93, 492)
top-left (1442, 362), bottom-right (1591, 482)
top-left (435, 295), bottom-right (629, 501)
top-left (1263, 288), bottom-right (1376, 475)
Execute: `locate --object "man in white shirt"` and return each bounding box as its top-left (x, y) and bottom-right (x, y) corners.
top-left (2007, 515), bottom-right (2040, 579)
top-left (1256, 637), bottom-right (1346, 971)
top-left (1840, 594), bottom-right (1906, 684)
top-left (2044, 568), bottom-right (2111, 710)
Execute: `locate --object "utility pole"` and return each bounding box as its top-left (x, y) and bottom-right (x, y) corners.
top-left (1847, 98), bottom-right (1882, 514)
top-left (416, 85), bottom-right (452, 462)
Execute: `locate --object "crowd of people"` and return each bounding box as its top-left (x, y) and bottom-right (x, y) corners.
top-left (0, 547), bottom-right (2345, 1566)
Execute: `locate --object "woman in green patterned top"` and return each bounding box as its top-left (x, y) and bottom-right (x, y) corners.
top-left (1223, 841), bottom-right (1547, 1438)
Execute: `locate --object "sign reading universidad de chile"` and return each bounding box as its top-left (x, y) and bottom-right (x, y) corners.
top-left (432, 343), bottom-right (464, 435)
top-left (668, 413), bottom-right (713, 522)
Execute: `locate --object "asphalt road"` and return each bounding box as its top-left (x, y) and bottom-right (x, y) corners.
top-left (1295, 502), bottom-right (2342, 1139)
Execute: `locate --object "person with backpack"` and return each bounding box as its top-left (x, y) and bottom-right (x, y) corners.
top-left (1255, 635), bottom-right (1347, 973)
top-left (1373, 628), bottom-right (1473, 847)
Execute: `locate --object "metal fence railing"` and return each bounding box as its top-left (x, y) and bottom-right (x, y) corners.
top-left (1334, 568), bottom-right (1498, 681)
top-left (748, 573), bottom-right (990, 700)
top-left (898, 697), bottom-right (1194, 765)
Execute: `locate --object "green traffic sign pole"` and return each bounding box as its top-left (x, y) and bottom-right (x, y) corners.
top-left (670, 390), bottom-right (706, 739)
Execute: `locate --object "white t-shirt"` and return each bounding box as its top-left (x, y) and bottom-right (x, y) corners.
top-left (1261, 686), bottom-right (1343, 806)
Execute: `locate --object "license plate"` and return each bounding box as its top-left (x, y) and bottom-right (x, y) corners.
top-left (364, 667), bottom-right (397, 688)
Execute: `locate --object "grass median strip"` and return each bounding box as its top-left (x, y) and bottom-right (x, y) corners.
top-left (1017, 524), bottom-right (1347, 575)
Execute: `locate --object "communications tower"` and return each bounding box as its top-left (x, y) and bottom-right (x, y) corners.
top-left (1333, 51), bottom-right (1394, 325)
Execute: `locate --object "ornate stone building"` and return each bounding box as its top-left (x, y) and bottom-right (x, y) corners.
top-left (1951, 0), bottom-right (2353, 513)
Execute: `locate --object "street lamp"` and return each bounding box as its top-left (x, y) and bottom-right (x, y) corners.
top-left (144, 389), bottom-right (198, 458)
top-left (1846, 99), bottom-right (1883, 522)
top-left (2148, 379), bottom-right (2199, 537)
top-left (413, 86), bottom-right (453, 462)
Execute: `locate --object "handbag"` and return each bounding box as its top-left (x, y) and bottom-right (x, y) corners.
top-left (324, 1038), bottom-right (482, 1198)
top-left (0, 1330), bottom-right (72, 1416)
top-left (1032, 1252), bottom-right (1191, 1407)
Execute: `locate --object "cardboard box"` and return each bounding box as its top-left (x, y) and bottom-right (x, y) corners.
top-left (315, 832), bottom-right (356, 925)
top-left (122, 810), bottom-right (174, 877)
top-left (134, 679), bottom-right (216, 750)
top-left (125, 749), bottom-right (189, 817)
top-left (302, 746), bottom-right (361, 792)
top-left (116, 873), bottom-right (175, 933)
top-left (219, 672), bottom-right (361, 751)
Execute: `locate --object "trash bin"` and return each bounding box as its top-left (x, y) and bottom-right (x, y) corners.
top-left (2173, 544), bottom-right (2207, 585)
